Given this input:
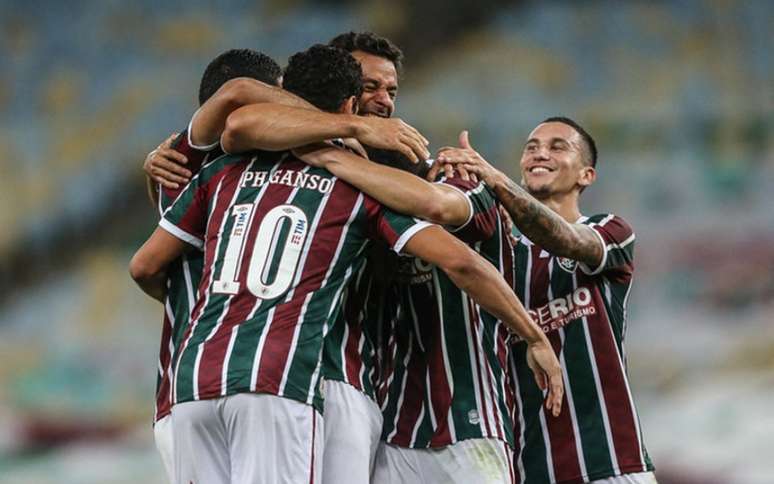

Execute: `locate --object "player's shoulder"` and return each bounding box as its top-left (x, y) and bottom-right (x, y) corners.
top-left (582, 213), bottom-right (635, 241)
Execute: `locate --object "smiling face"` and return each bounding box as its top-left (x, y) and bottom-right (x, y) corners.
top-left (519, 122), bottom-right (596, 199)
top-left (351, 50), bottom-right (398, 118)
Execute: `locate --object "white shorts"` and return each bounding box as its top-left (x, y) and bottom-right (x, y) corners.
top-left (372, 438), bottom-right (514, 484)
top-left (321, 379), bottom-right (383, 484)
top-left (591, 471), bottom-right (658, 484)
top-left (153, 414), bottom-right (175, 484)
top-left (171, 393), bottom-right (323, 484)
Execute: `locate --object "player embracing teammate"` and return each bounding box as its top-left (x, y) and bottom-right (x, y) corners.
top-left (133, 31), bottom-right (653, 484)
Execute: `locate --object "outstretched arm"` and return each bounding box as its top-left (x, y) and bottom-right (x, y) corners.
top-left (402, 225), bottom-right (564, 416)
top-left (190, 77), bottom-right (315, 147)
top-left (434, 131), bottom-right (603, 267)
top-left (490, 175), bottom-right (603, 267)
top-left (221, 103), bottom-right (429, 162)
top-left (294, 144), bottom-right (469, 226)
top-left (129, 228), bottom-right (189, 302)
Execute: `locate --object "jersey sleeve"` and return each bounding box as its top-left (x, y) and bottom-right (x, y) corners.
top-left (362, 195), bottom-right (434, 254)
top-left (439, 177), bottom-right (499, 244)
top-left (159, 170), bottom-right (210, 251)
top-left (158, 117), bottom-right (223, 212)
top-left (578, 214), bottom-right (635, 278)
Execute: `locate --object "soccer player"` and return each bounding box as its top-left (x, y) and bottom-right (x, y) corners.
top-left (293, 142), bottom-right (560, 484)
top-left (130, 45), bottom-right (558, 484)
top-left (144, 42), bottom-right (427, 484)
top-left (140, 48), bottom-right (283, 483)
top-left (220, 32), bottom-right (563, 484)
top-left (434, 119), bottom-right (657, 483)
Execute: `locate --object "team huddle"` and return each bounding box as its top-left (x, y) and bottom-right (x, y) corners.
top-left (131, 32), bottom-right (656, 484)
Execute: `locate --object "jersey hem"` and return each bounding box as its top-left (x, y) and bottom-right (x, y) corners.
top-left (385, 432), bottom-right (514, 450)
top-left (174, 387), bottom-right (323, 413)
top-left (551, 463), bottom-right (655, 484)
top-left (320, 375), bottom-right (377, 401)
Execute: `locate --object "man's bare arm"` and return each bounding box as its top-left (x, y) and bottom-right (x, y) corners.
top-left (434, 132), bottom-right (604, 268)
top-left (191, 77), bottom-right (317, 147)
top-left (129, 228), bottom-right (189, 302)
top-left (220, 103), bottom-right (429, 161)
top-left (294, 144), bottom-right (469, 226)
top-left (403, 226), bottom-right (564, 416)
top-left (492, 175), bottom-right (603, 267)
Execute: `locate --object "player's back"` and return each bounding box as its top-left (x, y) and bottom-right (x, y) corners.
top-left (161, 150), bottom-right (423, 411)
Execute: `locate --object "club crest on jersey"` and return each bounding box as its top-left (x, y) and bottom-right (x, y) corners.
top-left (557, 257), bottom-right (578, 273)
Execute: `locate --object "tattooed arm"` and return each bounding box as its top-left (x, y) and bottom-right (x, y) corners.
top-left (433, 132), bottom-right (603, 267)
top-left (492, 176), bottom-right (603, 267)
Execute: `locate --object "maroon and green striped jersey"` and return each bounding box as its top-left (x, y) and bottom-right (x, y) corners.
top-left (374, 178), bottom-right (517, 449)
top-left (153, 127), bottom-right (222, 423)
top-left (508, 214), bottom-right (654, 484)
top-left (160, 151), bottom-right (430, 412)
top-left (320, 251), bottom-right (387, 401)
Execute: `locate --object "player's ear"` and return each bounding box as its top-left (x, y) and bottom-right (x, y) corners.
top-left (578, 165), bottom-right (596, 189)
top-left (340, 96), bottom-right (358, 115)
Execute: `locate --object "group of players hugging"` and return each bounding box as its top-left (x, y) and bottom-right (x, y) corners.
top-left (130, 31), bottom-right (656, 484)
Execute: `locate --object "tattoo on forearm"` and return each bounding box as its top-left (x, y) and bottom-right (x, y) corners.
top-left (495, 178), bottom-right (602, 266)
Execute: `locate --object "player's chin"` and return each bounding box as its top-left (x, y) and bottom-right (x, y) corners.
top-left (523, 177), bottom-right (555, 196)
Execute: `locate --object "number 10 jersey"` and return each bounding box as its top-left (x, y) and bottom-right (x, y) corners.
top-left (160, 151), bottom-right (430, 412)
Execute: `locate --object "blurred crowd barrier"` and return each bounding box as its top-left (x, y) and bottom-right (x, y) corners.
top-left (0, 1), bottom-right (771, 483)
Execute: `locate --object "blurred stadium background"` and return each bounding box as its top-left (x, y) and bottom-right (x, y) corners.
top-left (0, 0), bottom-right (771, 483)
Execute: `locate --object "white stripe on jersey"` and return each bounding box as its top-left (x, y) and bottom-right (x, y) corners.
top-left (573, 270), bottom-right (621, 475)
top-left (608, 233), bottom-right (635, 250)
top-left (509, 354), bottom-right (527, 484)
top-left (600, 277), bottom-right (647, 472)
top-left (303, 190), bottom-right (369, 404)
top-left (460, 284), bottom-right (488, 437)
top-left (386, 331), bottom-right (415, 442)
top-left (547, 260), bottom-right (590, 482)
top-left (173, 172), bottom-right (228, 403)
top-left (522, 246), bottom-right (556, 483)
top-left (191, 160), bottom-right (260, 399)
top-left (407, 289), bottom-right (426, 352)
top-left (410, 401), bottom-right (426, 447)
top-left (434, 268), bottom-right (458, 442)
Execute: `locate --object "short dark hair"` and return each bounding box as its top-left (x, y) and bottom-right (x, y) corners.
top-left (365, 146), bottom-right (429, 179)
top-left (542, 116), bottom-right (598, 168)
top-left (329, 31), bottom-right (404, 74)
top-left (198, 49), bottom-right (282, 105)
top-left (282, 44), bottom-right (363, 113)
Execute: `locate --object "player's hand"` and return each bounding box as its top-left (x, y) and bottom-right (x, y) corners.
top-left (354, 116), bottom-right (429, 163)
top-left (526, 339), bottom-right (564, 417)
top-left (292, 142), bottom-right (338, 168)
top-left (432, 131), bottom-right (500, 186)
top-left (424, 160), bottom-right (471, 181)
top-left (144, 133), bottom-right (191, 190)
top-left (341, 137), bottom-right (369, 159)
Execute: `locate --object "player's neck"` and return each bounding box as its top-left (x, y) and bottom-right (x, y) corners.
top-left (540, 192), bottom-right (582, 223)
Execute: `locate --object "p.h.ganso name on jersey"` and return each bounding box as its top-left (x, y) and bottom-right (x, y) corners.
top-left (509, 214), bottom-right (654, 484)
top-left (154, 127), bottom-right (223, 423)
top-left (159, 150), bottom-right (431, 412)
top-left (378, 177), bottom-right (517, 449)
